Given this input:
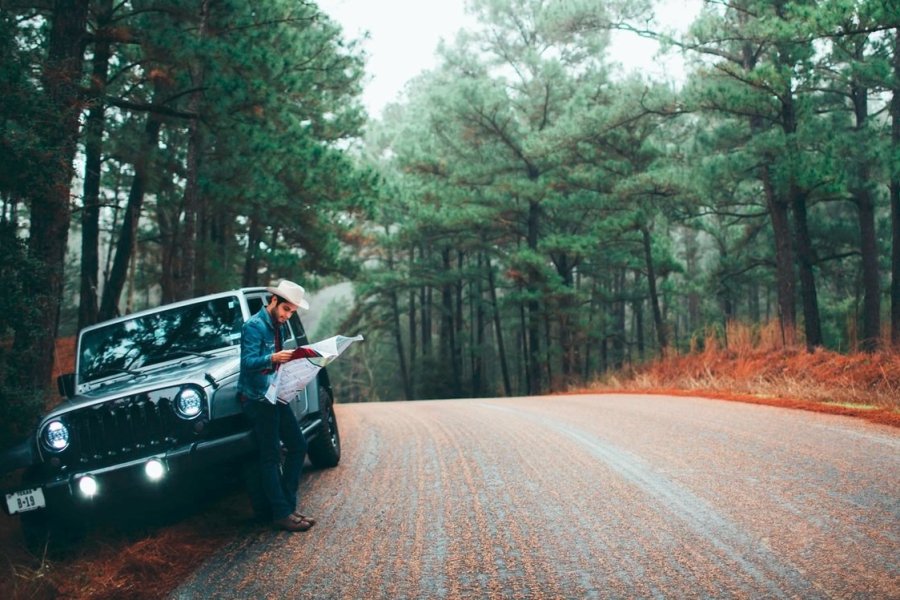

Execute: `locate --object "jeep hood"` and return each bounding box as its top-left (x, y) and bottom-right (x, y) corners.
top-left (55, 352), bottom-right (240, 414)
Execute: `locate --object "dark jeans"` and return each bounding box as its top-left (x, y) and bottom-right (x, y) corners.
top-left (242, 399), bottom-right (307, 521)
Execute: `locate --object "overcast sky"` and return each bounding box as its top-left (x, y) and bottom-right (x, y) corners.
top-left (316, 0), bottom-right (703, 118)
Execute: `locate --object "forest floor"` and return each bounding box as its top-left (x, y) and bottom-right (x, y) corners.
top-left (1, 338), bottom-right (898, 598)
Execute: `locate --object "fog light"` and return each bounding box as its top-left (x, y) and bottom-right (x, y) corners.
top-left (145, 458), bottom-right (166, 481)
top-left (78, 476), bottom-right (98, 498)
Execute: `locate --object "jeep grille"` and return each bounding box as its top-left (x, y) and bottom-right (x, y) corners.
top-left (52, 391), bottom-right (197, 469)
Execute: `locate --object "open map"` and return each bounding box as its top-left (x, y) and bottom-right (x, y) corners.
top-left (269, 334), bottom-right (364, 403)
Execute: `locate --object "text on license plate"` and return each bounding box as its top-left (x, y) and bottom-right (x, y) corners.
top-left (5, 488), bottom-right (46, 514)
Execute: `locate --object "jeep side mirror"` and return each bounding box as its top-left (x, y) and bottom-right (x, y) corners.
top-left (57, 373), bottom-right (75, 398)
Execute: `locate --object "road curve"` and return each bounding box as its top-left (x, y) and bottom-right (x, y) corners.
top-left (172, 394), bottom-right (900, 599)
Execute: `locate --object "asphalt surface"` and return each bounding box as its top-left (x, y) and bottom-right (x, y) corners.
top-left (172, 394), bottom-right (900, 599)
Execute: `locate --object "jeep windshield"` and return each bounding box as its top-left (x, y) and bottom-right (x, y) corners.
top-left (78, 296), bottom-right (244, 384)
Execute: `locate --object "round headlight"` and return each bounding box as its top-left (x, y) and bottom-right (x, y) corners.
top-left (175, 387), bottom-right (203, 419)
top-left (42, 420), bottom-right (70, 452)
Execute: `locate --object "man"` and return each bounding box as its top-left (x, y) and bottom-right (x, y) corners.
top-left (239, 280), bottom-right (317, 532)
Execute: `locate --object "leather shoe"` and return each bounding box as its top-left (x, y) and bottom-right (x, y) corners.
top-left (273, 516), bottom-right (312, 532)
top-left (291, 512), bottom-right (316, 526)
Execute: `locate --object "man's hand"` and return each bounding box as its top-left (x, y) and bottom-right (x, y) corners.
top-left (271, 350), bottom-right (294, 364)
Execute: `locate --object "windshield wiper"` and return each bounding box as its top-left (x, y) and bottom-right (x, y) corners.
top-left (92, 367), bottom-right (143, 380)
top-left (174, 349), bottom-right (214, 359)
top-left (142, 349), bottom-right (214, 365)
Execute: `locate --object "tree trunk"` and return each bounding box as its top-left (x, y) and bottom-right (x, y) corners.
top-left (102, 170), bottom-right (124, 286)
top-left (583, 282), bottom-right (596, 380)
top-left (422, 280), bottom-right (432, 358)
top-left (387, 245), bottom-right (411, 401)
top-left (390, 286), bottom-right (412, 400)
top-left (99, 102), bottom-right (164, 320)
top-left (439, 248), bottom-right (461, 396)
top-left (554, 253), bottom-right (576, 377)
top-left (407, 249), bottom-right (417, 395)
top-left (472, 252), bottom-right (484, 396)
top-left (518, 302), bottom-right (529, 394)
top-left (241, 213), bottom-right (263, 286)
top-left (487, 257), bottom-right (512, 396)
top-left (634, 292), bottom-right (645, 360)
top-left (761, 166), bottom-right (797, 348)
top-left (790, 185), bottom-right (822, 348)
top-left (612, 268), bottom-right (626, 369)
top-left (526, 199), bottom-right (542, 393)
top-left (890, 28), bottom-right (900, 348)
top-left (742, 23), bottom-right (797, 348)
top-left (776, 0), bottom-right (820, 349)
top-left (780, 73), bottom-right (821, 348)
top-left (684, 226), bottom-right (701, 334)
top-left (545, 314), bottom-right (556, 390)
top-left (420, 244), bottom-right (432, 359)
top-left (748, 281), bottom-right (760, 322)
top-left (850, 78), bottom-right (881, 351)
top-left (10, 0), bottom-right (88, 392)
top-left (174, 0), bottom-right (210, 300)
top-left (78, 0), bottom-right (113, 331)
top-left (640, 224), bottom-right (668, 356)
top-left (454, 250), bottom-right (465, 394)
top-left (176, 122), bottom-right (200, 299)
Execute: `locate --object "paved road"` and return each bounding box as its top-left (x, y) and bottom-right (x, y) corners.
top-left (173, 394), bottom-right (900, 599)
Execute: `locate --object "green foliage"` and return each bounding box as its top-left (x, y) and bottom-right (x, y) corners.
top-left (345, 0), bottom-right (900, 402)
top-left (0, 13), bottom-right (47, 201)
top-left (165, 0), bottom-right (373, 284)
top-left (0, 224), bottom-right (38, 341)
top-left (0, 223), bottom-right (51, 447)
top-left (2, 0), bottom-right (898, 406)
top-left (0, 0), bottom-right (378, 401)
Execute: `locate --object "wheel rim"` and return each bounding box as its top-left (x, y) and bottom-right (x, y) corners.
top-left (326, 403), bottom-right (339, 449)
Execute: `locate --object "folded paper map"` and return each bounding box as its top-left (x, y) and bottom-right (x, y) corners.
top-left (272, 334), bottom-right (364, 403)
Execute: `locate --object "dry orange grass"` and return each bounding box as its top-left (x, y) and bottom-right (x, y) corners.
top-left (49, 508), bottom-right (251, 600)
top-left (0, 487), bottom-right (256, 600)
top-left (592, 321), bottom-right (900, 428)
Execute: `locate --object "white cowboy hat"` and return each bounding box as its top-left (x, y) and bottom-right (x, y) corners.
top-left (266, 280), bottom-right (310, 310)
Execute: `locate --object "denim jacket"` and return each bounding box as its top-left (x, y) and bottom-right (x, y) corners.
top-left (238, 307), bottom-right (288, 400)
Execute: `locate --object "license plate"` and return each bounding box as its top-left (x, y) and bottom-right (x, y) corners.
top-left (5, 488), bottom-right (46, 514)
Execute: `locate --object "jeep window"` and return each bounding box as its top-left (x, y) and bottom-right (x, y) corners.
top-left (289, 313), bottom-right (309, 346)
top-left (79, 296), bottom-right (244, 384)
top-left (247, 295), bottom-right (265, 316)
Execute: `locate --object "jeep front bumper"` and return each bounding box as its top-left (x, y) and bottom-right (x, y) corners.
top-left (3, 430), bottom-right (255, 516)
